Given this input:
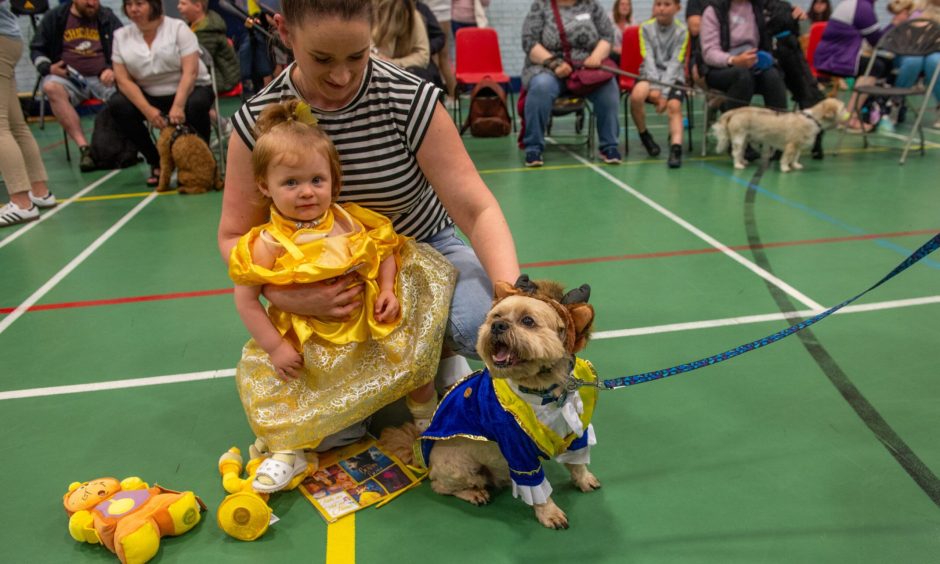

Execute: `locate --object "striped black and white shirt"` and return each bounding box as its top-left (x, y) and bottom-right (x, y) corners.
top-left (231, 59), bottom-right (451, 241)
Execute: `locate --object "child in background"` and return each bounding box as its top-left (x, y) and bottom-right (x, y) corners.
top-left (228, 99), bottom-right (455, 493)
top-left (610, 0), bottom-right (634, 64)
top-left (630, 0), bottom-right (689, 168)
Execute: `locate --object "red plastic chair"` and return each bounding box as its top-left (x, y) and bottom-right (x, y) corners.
top-left (806, 21), bottom-right (827, 78)
top-left (453, 27), bottom-right (516, 132)
top-left (618, 26), bottom-right (642, 152)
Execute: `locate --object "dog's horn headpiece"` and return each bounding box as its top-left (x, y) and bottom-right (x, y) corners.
top-left (494, 275), bottom-right (595, 355)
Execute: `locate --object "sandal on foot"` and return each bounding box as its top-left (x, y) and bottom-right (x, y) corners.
top-left (146, 168), bottom-right (160, 188)
top-left (252, 452), bottom-right (309, 493)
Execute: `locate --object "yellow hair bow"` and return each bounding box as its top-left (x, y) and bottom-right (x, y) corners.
top-left (293, 101), bottom-right (319, 126)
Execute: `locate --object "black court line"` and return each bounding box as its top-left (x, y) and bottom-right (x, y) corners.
top-left (743, 160), bottom-right (940, 507)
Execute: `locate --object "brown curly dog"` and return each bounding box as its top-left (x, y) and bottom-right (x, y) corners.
top-left (156, 124), bottom-right (223, 194)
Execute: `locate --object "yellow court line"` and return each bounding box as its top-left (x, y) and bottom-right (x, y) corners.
top-left (326, 514), bottom-right (355, 564)
top-left (74, 190), bottom-right (178, 202)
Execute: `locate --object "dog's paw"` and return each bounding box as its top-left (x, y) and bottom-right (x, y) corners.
top-left (791, 162), bottom-right (803, 170)
top-left (734, 162), bottom-right (746, 170)
top-left (780, 165), bottom-right (791, 173)
top-left (573, 471), bottom-right (601, 492)
top-left (534, 500), bottom-right (569, 530)
top-left (454, 488), bottom-right (490, 506)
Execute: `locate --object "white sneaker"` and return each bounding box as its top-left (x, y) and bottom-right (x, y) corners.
top-left (0, 201), bottom-right (40, 227)
top-left (29, 191), bottom-right (57, 209)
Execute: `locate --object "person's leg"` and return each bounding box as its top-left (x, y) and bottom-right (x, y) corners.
top-left (666, 97), bottom-right (683, 146)
top-left (422, 225), bottom-right (491, 362)
top-left (185, 85), bottom-right (215, 143)
top-left (107, 91), bottom-right (160, 168)
top-left (893, 55), bottom-right (924, 89)
top-left (522, 72), bottom-right (562, 155)
top-left (41, 76), bottom-right (88, 146)
top-left (587, 77), bottom-right (621, 154)
top-left (924, 53), bottom-right (940, 103)
top-left (629, 80), bottom-right (650, 133)
top-left (437, 21), bottom-right (457, 99)
top-left (755, 67), bottom-right (788, 110)
top-left (706, 66), bottom-right (754, 110)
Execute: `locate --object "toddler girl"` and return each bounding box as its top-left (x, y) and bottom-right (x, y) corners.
top-left (228, 99), bottom-right (456, 493)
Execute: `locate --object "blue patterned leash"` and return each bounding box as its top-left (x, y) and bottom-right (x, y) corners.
top-left (566, 233), bottom-right (940, 392)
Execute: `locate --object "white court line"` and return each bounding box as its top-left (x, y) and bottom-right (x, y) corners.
top-left (878, 129), bottom-right (940, 148)
top-left (0, 191), bottom-right (158, 336)
top-left (0, 169), bottom-right (121, 251)
top-left (3, 295), bottom-right (939, 401)
top-left (550, 140), bottom-right (825, 311)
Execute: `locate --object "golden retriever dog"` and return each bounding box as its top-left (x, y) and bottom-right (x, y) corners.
top-left (156, 124), bottom-right (223, 194)
top-left (712, 97), bottom-right (847, 172)
top-left (380, 276), bottom-right (600, 529)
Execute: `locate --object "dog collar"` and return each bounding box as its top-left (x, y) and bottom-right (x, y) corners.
top-left (801, 110), bottom-right (822, 129)
top-left (517, 383), bottom-right (566, 406)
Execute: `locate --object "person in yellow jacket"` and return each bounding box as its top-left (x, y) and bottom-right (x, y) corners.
top-left (228, 98), bottom-right (456, 493)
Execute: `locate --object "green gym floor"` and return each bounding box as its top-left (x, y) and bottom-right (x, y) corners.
top-left (3, 97), bottom-right (940, 563)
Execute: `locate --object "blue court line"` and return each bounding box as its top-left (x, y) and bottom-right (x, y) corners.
top-left (700, 163), bottom-right (940, 270)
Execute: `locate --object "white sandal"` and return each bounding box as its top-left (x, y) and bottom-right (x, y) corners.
top-left (252, 452), bottom-right (309, 493)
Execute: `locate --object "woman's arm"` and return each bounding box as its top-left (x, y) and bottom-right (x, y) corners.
top-left (234, 284), bottom-right (303, 379)
top-left (113, 61), bottom-right (166, 129)
top-left (374, 254), bottom-right (400, 323)
top-left (170, 52), bottom-right (199, 124)
top-left (416, 103), bottom-right (520, 287)
top-left (220, 135), bottom-right (364, 319)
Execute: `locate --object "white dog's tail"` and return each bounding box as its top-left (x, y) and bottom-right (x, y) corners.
top-left (711, 115), bottom-right (731, 154)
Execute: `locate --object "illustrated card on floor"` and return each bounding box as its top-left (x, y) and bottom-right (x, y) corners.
top-left (299, 435), bottom-right (422, 522)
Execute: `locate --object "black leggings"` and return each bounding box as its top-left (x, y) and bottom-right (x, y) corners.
top-left (108, 85), bottom-right (215, 169)
top-left (705, 66), bottom-right (788, 111)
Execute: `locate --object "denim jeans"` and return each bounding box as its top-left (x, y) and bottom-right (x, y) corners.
top-left (423, 225), bottom-right (492, 359)
top-left (895, 53), bottom-right (940, 104)
top-left (522, 71), bottom-right (620, 153)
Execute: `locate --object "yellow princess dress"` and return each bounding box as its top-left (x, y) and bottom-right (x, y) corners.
top-left (228, 202), bottom-right (457, 452)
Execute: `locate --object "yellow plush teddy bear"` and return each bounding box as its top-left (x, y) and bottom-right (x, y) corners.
top-left (63, 477), bottom-right (205, 564)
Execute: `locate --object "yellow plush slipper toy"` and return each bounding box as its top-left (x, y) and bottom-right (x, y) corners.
top-left (216, 443), bottom-right (316, 541)
top-left (63, 477), bottom-right (205, 564)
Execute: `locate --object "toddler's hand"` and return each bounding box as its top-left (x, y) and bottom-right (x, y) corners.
top-left (271, 341), bottom-right (303, 381)
top-left (374, 290), bottom-right (400, 323)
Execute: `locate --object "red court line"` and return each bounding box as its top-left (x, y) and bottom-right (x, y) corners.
top-left (2, 228), bottom-right (936, 315)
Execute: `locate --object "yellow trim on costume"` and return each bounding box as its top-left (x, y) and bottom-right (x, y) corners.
top-left (492, 358), bottom-right (598, 458)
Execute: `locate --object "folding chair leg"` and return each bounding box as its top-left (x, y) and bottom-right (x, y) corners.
top-left (685, 93), bottom-right (694, 152)
top-left (507, 86), bottom-right (517, 133)
top-left (64, 129), bottom-right (71, 162)
top-left (901, 93), bottom-right (933, 164)
top-left (622, 93), bottom-right (630, 154)
top-left (701, 96), bottom-right (710, 157)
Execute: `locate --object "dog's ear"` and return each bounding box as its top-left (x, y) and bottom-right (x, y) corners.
top-left (493, 280), bottom-right (518, 301)
top-left (513, 274), bottom-right (539, 294)
top-left (561, 284), bottom-right (591, 305)
top-left (568, 303), bottom-right (594, 353)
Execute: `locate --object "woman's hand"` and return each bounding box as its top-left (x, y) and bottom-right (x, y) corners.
top-left (731, 49), bottom-right (758, 69)
top-left (168, 104), bottom-right (185, 125)
top-left (582, 54), bottom-right (603, 69)
top-left (270, 341), bottom-right (303, 381)
top-left (374, 290), bottom-right (400, 323)
top-left (145, 106), bottom-right (167, 129)
top-left (554, 61), bottom-right (573, 78)
top-left (262, 275), bottom-right (364, 321)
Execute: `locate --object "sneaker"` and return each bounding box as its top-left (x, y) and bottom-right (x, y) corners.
top-left (524, 150), bottom-right (544, 167)
top-left (79, 145), bottom-right (96, 172)
top-left (0, 201), bottom-right (40, 227)
top-left (29, 191), bottom-right (57, 209)
top-left (638, 130), bottom-right (661, 157)
top-left (667, 144), bottom-right (682, 168)
top-left (599, 146), bottom-right (622, 164)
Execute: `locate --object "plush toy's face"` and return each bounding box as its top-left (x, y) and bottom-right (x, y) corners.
top-left (64, 478), bottom-right (121, 513)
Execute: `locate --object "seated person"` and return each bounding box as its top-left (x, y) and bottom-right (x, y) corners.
top-left (610, 0), bottom-right (634, 65)
top-left (109, 0), bottom-right (215, 187)
top-left (808, 0), bottom-right (831, 22)
top-left (520, 0), bottom-right (621, 167)
top-left (814, 0), bottom-right (908, 131)
top-left (177, 0), bottom-right (241, 93)
top-left (416, 0), bottom-right (446, 90)
top-left (893, 0), bottom-right (940, 128)
top-left (699, 0), bottom-right (788, 112)
top-left (630, 0), bottom-right (688, 168)
top-left (30, 0), bottom-right (124, 172)
top-left (371, 0), bottom-right (435, 84)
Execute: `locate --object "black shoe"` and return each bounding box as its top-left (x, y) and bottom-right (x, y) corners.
top-left (639, 130), bottom-right (661, 157)
top-left (79, 145), bottom-right (96, 172)
top-left (667, 144), bottom-right (682, 168)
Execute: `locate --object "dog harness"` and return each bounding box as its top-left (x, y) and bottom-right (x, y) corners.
top-left (417, 358), bottom-right (599, 505)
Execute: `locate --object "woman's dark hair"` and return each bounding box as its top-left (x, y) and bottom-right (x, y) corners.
top-left (808, 0), bottom-right (831, 22)
top-left (123, 0), bottom-right (164, 21)
top-left (282, 0), bottom-right (372, 26)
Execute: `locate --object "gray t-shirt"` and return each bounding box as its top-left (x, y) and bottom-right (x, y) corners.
top-left (0, 4), bottom-right (23, 40)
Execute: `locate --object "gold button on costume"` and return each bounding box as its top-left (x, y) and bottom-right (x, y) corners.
top-left (229, 203), bottom-right (456, 452)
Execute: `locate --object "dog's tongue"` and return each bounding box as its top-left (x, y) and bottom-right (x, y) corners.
top-left (493, 345), bottom-right (511, 364)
